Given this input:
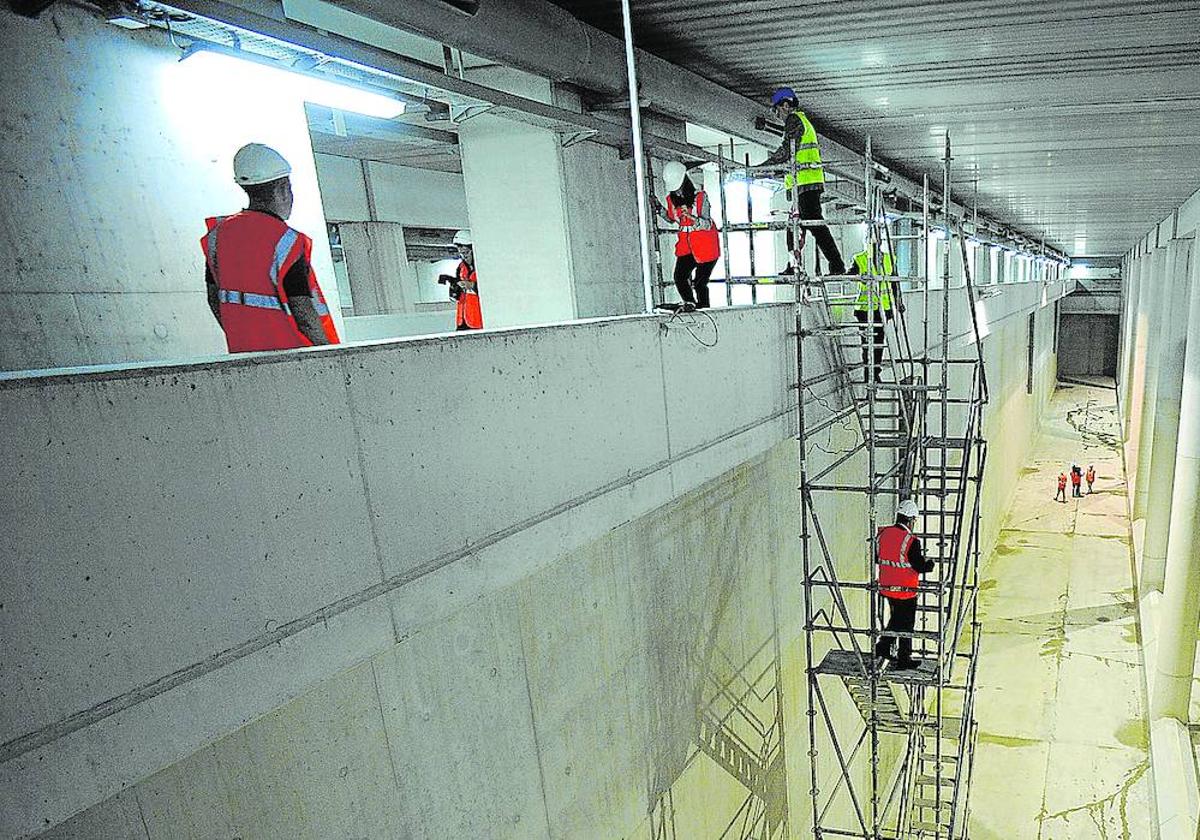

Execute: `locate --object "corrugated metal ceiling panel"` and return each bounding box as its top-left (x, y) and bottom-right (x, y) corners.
top-left (551, 0), bottom-right (1200, 254)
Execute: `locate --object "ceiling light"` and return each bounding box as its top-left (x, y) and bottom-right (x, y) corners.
top-left (181, 45), bottom-right (405, 119)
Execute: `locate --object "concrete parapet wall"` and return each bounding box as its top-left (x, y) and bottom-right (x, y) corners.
top-left (2, 279), bottom-right (1068, 837)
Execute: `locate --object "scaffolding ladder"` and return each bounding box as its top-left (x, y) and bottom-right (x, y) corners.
top-left (790, 135), bottom-right (988, 839)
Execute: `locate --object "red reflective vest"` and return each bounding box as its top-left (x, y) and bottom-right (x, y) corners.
top-left (201, 211), bottom-right (340, 353)
top-left (666, 191), bottom-right (721, 263)
top-left (456, 260), bottom-right (482, 329)
top-left (1070, 470), bottom-right (1081, 486)
top-left (877, 524), bottom-right (919, 600)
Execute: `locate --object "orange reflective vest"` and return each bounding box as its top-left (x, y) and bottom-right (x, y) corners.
top-left (877, 524), bottom-right (919, 600)
top-left (201, 211), bottom-right (339, 353)
top-left (666, 191), bottom-right (721, 263)
top-left (456, 260), bottom-right (482, 329)
top-left (1086, 468), bottom-right (1095, 483)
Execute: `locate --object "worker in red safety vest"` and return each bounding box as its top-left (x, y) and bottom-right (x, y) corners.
top-left (201, 143), bottom-right (339, 353)
top-left (1070, 464), bottom-right (1083, 497)
top-left (653, 161), bottom-right (720, 311)
top-left (452, 230), bottom-right (482, 330)
top-left (1056, 472), bottom-right (1068, 503)
top-left (874, 499), bottom-right (935, 670)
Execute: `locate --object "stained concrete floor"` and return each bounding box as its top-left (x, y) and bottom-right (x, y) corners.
top-left (967, 383), bottom-right (1151, 840)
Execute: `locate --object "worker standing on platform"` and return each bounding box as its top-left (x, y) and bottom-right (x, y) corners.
top-left (1056, 471), bottom-right (1068, 503)
top-left (762, 88), bottom-right (846, 276)
top-left (1086, 464), bottom-right (1096, 494)
top-left (654, 161), bottom-right (720, 310)
top-left (849, 245), bottom-right (896, 382)
top-left (875, 499), bottom-right (934, 671)
top-left (202, 143), bottom-right (340, 353)
top-left (452, 230), bottom-right (483, 331)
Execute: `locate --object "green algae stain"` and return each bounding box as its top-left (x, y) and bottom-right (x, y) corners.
top-left (1040, 631), bottom-right (1067, 659)
top-left (993, 543), bottom-right (1018, 556)
top-left (978, 578), bottom-right (998, 591)
top-left (977, 730), bottom-right (1042, 748)
top-left (1116, 718), bottom-right (1148, 750)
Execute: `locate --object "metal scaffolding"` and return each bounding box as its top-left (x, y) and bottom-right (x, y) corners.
top-left (714, 133), bottom-right (987, 839)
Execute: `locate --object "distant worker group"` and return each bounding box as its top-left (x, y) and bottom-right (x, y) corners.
top-left (1055, 463), bottom-right (1096, 502)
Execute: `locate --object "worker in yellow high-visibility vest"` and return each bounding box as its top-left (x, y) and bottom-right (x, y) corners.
top-left (763, 87), bottom-right (845, 276)
top-left (849, 247), bottom-right (896, 382)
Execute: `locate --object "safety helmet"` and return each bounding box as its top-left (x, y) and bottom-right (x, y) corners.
top-left (897, 499), bottom-right (920, 519)
top-left (662, 161), bottom-right (688, 192)
top-left (452, 230), bottom-right (473, 246)
top-left (771, 87), bottom-right (798, 107)
top-left (232, 143), bottom-right (291, 186)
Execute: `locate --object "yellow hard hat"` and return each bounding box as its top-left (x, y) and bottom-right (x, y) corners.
top-left (233, 143), bottom-right (292, 186)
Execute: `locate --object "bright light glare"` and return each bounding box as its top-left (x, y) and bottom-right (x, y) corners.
top-left (182, 49), bottom-right (405, 119)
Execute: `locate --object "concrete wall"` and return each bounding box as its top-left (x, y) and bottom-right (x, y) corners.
top-left (314, 154), bottom-right (470, 229)
top-left (0, 5), bottom-right (343, 373)
top-left (2, 268), bottom-right (1070, 838)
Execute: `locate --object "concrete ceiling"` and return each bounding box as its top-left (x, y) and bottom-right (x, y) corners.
top-left (549, 0), bottom-right (1200, 255)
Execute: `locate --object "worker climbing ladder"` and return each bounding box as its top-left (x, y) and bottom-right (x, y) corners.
top-left (788, 135), bottom-right (988, 839)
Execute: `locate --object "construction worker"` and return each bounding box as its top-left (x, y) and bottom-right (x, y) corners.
top-left (202, 144), bottom-right (339, 353)
top-left (1086, 464), bottom-right (1096, 493)
top-left (762, 87), bottom-right (845, 276)
top-left (452, 230), bottom-right (482, 331)
top-left (849, 246), bottom-right (896, 382)
top-left (652, 161), bottom-right (719, 310)
top-left (1070, 464), bottom-right (1083, 497)
top-left (875, 499), bottom-right (934, 670)
top-left (1056, 472), bottom-right (1068, 503)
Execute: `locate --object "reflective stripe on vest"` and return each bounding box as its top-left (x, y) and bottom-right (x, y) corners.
top-left (217, 289), bottom-right (289, 312)
top-left (784, 111), bottom-right (825, 190)
top-left (854, 251), bottom-right (894, 311)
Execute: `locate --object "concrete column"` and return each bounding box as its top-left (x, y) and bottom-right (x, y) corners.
top-left (1133, 247), bottom-right (1169, 519)
top-left (1141, 238), bottom-right (1195, 592)
top-left (458, 68), bottom-right (646, 328)
top-left (1125, 253), bottom-right (1152, 451)
top-left (1151, 238), bottom-right (1200, 721)
top-left (1117, 255), bottom-right (1139, 427)
top-left (338, 222), bottom-right (415, 315)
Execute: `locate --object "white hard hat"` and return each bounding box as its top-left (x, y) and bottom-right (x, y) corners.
top-left (233, 143), bottom-right (291, 186)
top-left (898, 499), bottom-right (920, 518)
top-left (662, 161), bottom-right (687, 192)
top-left (452, 230), bottom-right (473, 246)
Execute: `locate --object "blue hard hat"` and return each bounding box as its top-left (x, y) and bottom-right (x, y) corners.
top-left (771, 87), bottom-right (798, 106)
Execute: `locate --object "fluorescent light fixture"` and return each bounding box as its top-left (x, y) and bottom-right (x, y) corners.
top-left (107, 14), bottom-right (149, 29)
top-left (181, 46), bottom-right (405, 119)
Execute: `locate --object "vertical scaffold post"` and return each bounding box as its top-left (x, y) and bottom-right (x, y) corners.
top-left (716, 148), bottom-right (733, 308)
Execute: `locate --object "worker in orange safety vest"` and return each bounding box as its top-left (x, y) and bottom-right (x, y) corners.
top-left (202, 143), bottom-right (339, 353)
top-left (874, 499), bottom-right (935, 670)
top-left (654, 161), bottom-right (720, 310)
top-left (1086, 464), bottom-right (1096, 494)
top-left (451, 230), bottom-right (483, 330)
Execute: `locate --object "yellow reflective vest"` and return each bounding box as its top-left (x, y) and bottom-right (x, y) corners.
top-left (784, 111), bottom-right (825, 190)
top-left (854, 250), bottom-right (894, 312)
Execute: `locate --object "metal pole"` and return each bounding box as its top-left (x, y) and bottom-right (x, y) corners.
top-left (619, 0), bottom-right (655, 312)
top-left (716, 150), bottom-right (733, 307)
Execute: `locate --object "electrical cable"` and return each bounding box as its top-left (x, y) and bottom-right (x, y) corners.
top-left (660, 306), bottom-right (719, 348)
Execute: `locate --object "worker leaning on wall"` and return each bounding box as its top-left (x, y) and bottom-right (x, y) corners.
top-left (201, 143), bottom-right (340, 353)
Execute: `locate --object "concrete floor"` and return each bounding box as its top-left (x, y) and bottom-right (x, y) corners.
top-left (968, 382), bottom-right (1151, 840)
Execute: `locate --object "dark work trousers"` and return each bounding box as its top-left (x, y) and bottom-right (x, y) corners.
top-left (785, 188), bottom-right (845, 275)
top-left (854, 308), bottom-right (888, 382)
top-left (674, 254), bottom-right (716, 308)
top-left (876, 596), bottom-right (918, 662)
